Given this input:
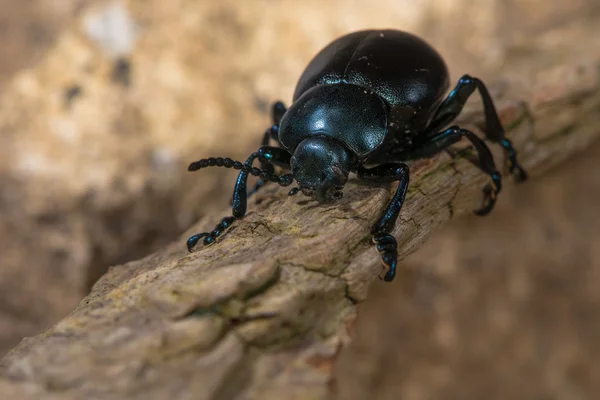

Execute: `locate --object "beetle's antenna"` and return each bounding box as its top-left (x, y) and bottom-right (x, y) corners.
top-left (188, 157), bottom-right (294, 187)
top-left (188, 156), bottom-right (244, 171)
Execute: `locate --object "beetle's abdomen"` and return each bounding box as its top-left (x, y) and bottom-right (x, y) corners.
top-left (279, 84), bottom-right (388, 158)
top-left (294, 30), bottom-right (450, 116)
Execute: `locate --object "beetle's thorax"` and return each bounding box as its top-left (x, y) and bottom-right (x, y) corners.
top-left (278, 84), bottom-right (389, 159)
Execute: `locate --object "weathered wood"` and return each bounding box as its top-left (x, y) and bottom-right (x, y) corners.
top-left (2, 28), bottom-right (600, 400)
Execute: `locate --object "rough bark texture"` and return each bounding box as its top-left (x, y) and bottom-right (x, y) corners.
top-left (1, 23), bottom-right (600, 399)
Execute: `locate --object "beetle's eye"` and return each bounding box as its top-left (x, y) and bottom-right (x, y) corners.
top-left (288, 187), bottom-right (301, 196)
top-left (333, 191), bottom-right (343, 200)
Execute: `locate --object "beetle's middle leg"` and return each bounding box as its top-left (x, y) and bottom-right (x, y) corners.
top-left (413, 125), bottom-right (502, 216)
top-left (426, 75), bottom-right (528, 182)
top-left (186, 146), bottom-right (292, 251)
top-left (356, 163), bottom-right (410, 282)
top-left (248, 101), bottom-right (289, 197)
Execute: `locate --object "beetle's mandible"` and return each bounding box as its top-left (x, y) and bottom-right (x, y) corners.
top-left (186, 29), bottom-right (528, 282)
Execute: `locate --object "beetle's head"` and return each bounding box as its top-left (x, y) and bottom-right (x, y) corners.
top-left (290, 137), bottom-right (354, 203)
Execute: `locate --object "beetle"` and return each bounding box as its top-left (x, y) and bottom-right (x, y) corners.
top-left (185, 29), bottom-right (528, 282)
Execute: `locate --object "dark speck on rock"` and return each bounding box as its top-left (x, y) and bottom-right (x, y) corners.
top-left (64, 84), bottom-right (82, 108)
top-left (112, 57), bottom-right (132, 87)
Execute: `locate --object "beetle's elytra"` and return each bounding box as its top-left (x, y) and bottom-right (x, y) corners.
top-left (186, 29), bottom-right (528, 282)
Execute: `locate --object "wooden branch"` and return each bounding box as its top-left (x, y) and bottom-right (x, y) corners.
top-left (2, 38), bottom-right (600, 400)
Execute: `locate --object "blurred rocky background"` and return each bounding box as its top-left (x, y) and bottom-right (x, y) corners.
top-left (0, 0), bottom-right (599, 398)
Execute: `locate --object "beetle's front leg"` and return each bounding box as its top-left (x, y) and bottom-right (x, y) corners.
top-left (357, 163), bottom-right (410, 282)
top-left (187, 146), bottom-right (292, 251)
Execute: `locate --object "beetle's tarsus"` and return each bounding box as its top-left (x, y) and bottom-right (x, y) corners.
top-left (474, 184), bottom-right (498, 216)
top-left (511, 164), bottom-right (529, 183)
top-left (474, 171), bottom-right (502, 216)
top-left (372, 233), bottom-right (398, 282)
top-left (187, 233), bottom-right (208, 252)
top-left (498, 138), bottom-right (528, 183)
top-left (187, 216), bottom-right (236, 252)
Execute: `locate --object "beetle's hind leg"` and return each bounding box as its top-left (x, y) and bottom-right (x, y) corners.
top-left (427, 75), bottom-right (528, 182)
top-left (413, 126), bottom-right (502, 216)
top-left (186, 146), bottom-right (293, 251)
top-left (248, 101), bottom-right (288, 197)
top-left (357, 163), bottom-right (410, 282)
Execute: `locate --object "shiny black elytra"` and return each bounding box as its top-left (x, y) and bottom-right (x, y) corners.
top-left (186, 29), bottom-right (528, 282)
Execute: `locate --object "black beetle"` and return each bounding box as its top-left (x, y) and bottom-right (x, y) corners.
top-left (186, 29), bottom-right (527, 282)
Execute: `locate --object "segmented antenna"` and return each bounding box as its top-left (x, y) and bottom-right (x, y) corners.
top-left (188, 156), bottom-right (293, 186)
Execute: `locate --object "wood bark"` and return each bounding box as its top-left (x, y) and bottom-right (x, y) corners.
top-left (1, 24), bottom-right (600, 400)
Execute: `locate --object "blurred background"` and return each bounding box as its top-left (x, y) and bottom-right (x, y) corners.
top-left (0, 0), bottom-right (599, 398)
